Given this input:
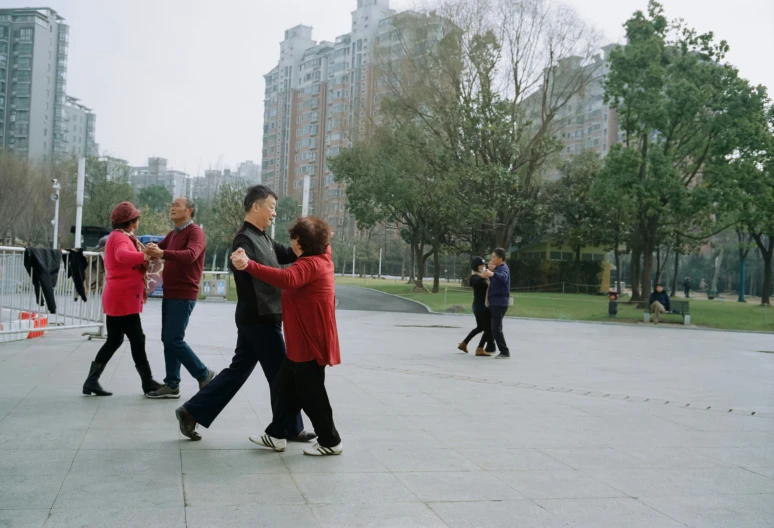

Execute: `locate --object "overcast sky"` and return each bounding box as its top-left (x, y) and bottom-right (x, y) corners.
top-left (2, 0), bottom-right (771, 174)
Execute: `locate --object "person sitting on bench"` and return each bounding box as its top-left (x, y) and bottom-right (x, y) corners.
top-left (649, 283), bottom-right (671, 324)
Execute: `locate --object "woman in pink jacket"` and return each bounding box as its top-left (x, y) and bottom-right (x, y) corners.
top-left (82, 202), bottom-right (163, 396)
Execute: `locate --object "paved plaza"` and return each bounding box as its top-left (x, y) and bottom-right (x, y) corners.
top-left (0, 291), bottom-right (773, 528)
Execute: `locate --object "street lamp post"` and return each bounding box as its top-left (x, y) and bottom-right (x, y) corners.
top-left (51, 179), bottom-right (61, 249)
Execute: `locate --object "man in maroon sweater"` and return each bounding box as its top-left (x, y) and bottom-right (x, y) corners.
top-left (144, 197), bottom-right (216, 399)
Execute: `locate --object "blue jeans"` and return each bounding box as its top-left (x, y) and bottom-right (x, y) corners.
top-left (161, 299), bottom-right (208, 389)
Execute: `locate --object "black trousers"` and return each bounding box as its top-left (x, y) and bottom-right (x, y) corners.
top-left (94, 314), bottom-right (149, 366)
top-left (184, 322), bottom-right (304, 433)
top-left (490, 306), bottom-right (510, 354)
top-left (463, 309), bottom-right (495, 352)
top-left (265, 358), bottom-right (341, 448)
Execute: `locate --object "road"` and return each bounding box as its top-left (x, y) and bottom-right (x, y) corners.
top-left (335, 284), bottom-right (428, 314)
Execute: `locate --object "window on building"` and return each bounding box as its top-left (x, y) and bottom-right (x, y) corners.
top-left (19, 29), bottom-right (32, 42)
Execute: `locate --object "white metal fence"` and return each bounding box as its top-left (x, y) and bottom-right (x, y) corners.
top-left (0, 246), bottom-right (105, 339)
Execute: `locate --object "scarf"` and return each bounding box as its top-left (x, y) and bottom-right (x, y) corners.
top-left (117, 230), bottom-right (150, 303)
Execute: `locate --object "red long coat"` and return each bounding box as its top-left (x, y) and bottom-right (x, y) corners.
top-left (244, 249), bottom-right (341, 367)
top-left (102, 231), bottom-right (147, 317)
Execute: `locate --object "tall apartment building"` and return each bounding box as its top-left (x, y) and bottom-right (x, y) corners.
top-left (129, 157), bottom-right (190, 198)
top-left (261, 0), bottom-right (396, 232)
top-left (63, 95), bottom-right (95, 158)
top-left (0, 7), bottom-right (96, 163)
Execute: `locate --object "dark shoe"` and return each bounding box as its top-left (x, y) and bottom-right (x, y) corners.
top-left (175, 406), bottom-right (201, 441)
top-left (135, 363), bottom-right (163, 395)
top-left (146, 385), bottom-right (181, 399)
top-left (82, 361), bottom-right (112, 396)
top-left (495, 353), bottom-right (511, 359)
top-left (198, 368), bottom-right (217, 389)
top-left (288, 431), bottom-right (318, 443)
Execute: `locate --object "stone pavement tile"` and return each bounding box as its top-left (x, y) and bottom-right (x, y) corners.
top-left (369, 448), bottom-right (481, 472)
top-left (536, 497), bottom-right (686, 528)
top-left (80, 426), bottom-right (180, 450)
top-left (582, 468), bottom-right (719, 497)
top-left (492, 469), bottom-right (625, 499)
top-left (684, 431), bottom-right (772, 448)
top-left (394, 471), bottom-right (523, 502)
top-left (52, 471), bottom-right (183, 510)
top-left (335, 413), bottom-right (417, 433)
top-left (185, 505), bottom-right (320, 528)
top-left (348, 430), bottom-right (448, 449)
top-left (182, 473), bottom-right (305, 507)
top-left (695, 447), bottom-right (774, 467)
top-left (430, 499), bottom-right (571, 528)
top-left (0, 409), bottom-right (95, 429)
top-left (0, 509), bottom-right (48, 528)
top-left (457, 448), bottom-right (571, 472)
top-left (0, 474), bottom-right (66, 509)
top-left (0, 425), bottom-right (88, 450)
top-left (0, 398), bottom-right (21, 420)
top-left (682, 468), bottom-right (774, 495)
top-left (42, 507), bottom-right (186, 528)
top-left (182, 449), bottom-right (288, 475)
top-left (312, 502), bottom-right (448, 528)
top-left (293, 473), bottom-right (419, 504)
top-left (539, 447), bottom-right (646, 470)
top-left (649, 407), bottom-right (772, 432)
top-left (742, 466), bottom-right (774, 479)
top-left (611, 447), bottom-right (734, 468)
top-left (69, 449), bottom-right (181, 476)
top-left (280, 446), bottom-right (389, 474)
top-left (638, 494), bottom-right (772, 528)
top-left (0, 449), bottom-right (76, 476)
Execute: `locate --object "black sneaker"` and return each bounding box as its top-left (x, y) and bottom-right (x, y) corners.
top-left (495, 353), bottom-right (511, 359)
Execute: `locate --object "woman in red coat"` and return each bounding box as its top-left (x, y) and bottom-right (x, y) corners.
top-left (82, 202), bottom-right (163, 396)
top-left (232, 216), bottom-right (342, 456)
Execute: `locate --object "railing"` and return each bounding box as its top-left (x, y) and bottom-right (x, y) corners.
top-left (0, 246), bottom-right (105, 338)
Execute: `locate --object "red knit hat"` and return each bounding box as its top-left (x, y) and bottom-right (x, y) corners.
top-left (110, 202), bottom-right (141, 224)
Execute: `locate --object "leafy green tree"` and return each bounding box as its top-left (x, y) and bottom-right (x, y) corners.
top-left (603, 1), bottom-right (766, 300)
top-left (204, 183), bottom-right (248, 253)
top-left (137, 206), bottom-right (172, 236)
top-left (83, 157), bottom-right (135, 228)
top-left (137, 185), bottom-right (173, 214)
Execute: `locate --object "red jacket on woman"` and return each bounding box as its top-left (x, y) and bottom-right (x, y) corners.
top-left (102, 231), bottom-right (147, 316)
top-left (244, 248), bottom-right (341, 367)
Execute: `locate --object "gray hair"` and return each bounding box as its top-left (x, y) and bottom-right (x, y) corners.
top-left (182, 196), bottom-right (197, 218)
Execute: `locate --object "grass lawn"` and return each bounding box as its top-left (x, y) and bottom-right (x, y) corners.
top-left (336, 276), bottom-right (774, 333)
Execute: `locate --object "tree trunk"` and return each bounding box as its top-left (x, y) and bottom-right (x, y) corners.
top-left (711, 246), bottom-right (724, 293)
top-left (642, 247), bottom-right (654, 298)
top-left (408, 241), bottom-right (416, 284)
top-left (671, 241), bottom-right (681, 298)
top-left (630, 245), bottom-right (642, 301)
top-left (751, 233), bottom-right (772, 305)
top-left (414, 242), bottom-right (425, 290)
top-left (614, 246), bottom-right (622, 295)
top-left (574, 244), bottom-right (581, 291)
top-left (432, 250), bottom-right (441, 293)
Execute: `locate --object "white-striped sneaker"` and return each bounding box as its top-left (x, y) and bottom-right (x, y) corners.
top-left (303, 442), bottom-right (343, 456)
top-left (248, 434), bottom-right (287, 452)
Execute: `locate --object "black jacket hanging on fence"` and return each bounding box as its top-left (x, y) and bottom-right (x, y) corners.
top-left (63, 249), bottom-right (88, 302)
top-left (23, 248), bottom-right (61, 313)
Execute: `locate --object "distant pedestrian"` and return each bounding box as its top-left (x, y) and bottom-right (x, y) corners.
top-left (235, 216), bottom-right (343, 456)
top-left (173, 186), bottom-right (314, 443)
top-left (482, 248), bottom-right (511, 359)
top-left (145, 197), bottom-right (216, 399)
top-left (699, 278), bottom-right (707, 291)
top-left (458, 256), bottom-right (496, 357)
top-left (683, 277), bottom-right (691, 298)
top-left (82, 202), bottom-right (163, 396)
top-left (649, 283), bottom-right (671, 324)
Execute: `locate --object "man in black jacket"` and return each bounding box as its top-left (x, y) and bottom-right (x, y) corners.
top-left (649, 283), bottom-right (671, 324)
top-left (174, 185), bottom-right (315, 443)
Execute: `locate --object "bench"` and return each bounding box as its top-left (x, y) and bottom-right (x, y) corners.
top-left (644, 299), bottom-right (690, 325)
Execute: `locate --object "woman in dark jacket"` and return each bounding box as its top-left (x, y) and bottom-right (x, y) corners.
top-left (458, 256), bottom-right (496, 357)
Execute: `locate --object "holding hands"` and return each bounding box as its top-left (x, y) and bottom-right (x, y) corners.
top-left (230, 248), bottom-right (249, 271)
top-left (144, 243), bottom-right (164, 259)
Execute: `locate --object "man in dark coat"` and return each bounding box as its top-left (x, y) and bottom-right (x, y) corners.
top-left (649, 283), bottom-right (671, 324)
